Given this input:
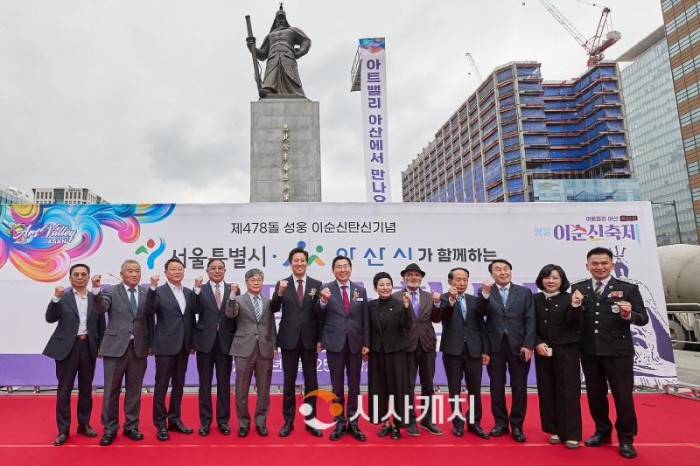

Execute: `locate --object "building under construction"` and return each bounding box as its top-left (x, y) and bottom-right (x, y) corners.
top-left (401, 61), bottom-right (640, 203)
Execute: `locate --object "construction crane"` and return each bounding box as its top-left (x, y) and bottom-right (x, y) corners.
top-left (535, 0), bottom-right (621, 67)
top-left (465, 53), bottom-right (483, 82)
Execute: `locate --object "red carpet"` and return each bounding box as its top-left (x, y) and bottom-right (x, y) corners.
top-left (0, 392), bottom-right (698, 466)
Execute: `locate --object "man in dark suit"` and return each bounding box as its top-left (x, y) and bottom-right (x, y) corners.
top-left (477, 258), bottom-right (535, 443)
top-left (192, 259), bottom-right (239, 437)
top-left (316, 255), bottom-right (369, 442)
top-left (145, 257), bottom-right (196, 441)
top-left (43, 263), bottom-right (105, 446)
top-left (94, 259), bottom-right (154, 446)
top-left (225, 268), bottom-right (277, 438)
top-left (270, 247), bottom-right (323, 438)
top-left (438, 267), bottom-right (491, 440)
top-left (571, 247), bottom-right (649, 459)
top-left (392, 263), bottom-right (442, 437)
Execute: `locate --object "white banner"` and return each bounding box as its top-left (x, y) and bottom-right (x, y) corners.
top-left (359, 38), bottom-right (391, 202)
top-left (0, 202), bottom-right (675, 387)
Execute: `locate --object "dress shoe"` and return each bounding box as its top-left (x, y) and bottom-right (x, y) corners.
top-left (584, 432), bottom-right (612, 447)
top-left (217, 423), bottom-right (231, 435)
top-left (99, 433), bottom-right (115, 446)
top-left (279, 423), bottom-right (294, 437)
top-left (390, 426), bottom-right (401, 440)
top-left (329, 425), bottom-right (345, 441)
top-left (619, 444), bottom-right (637, 459)
top-left (378, 424), bottom-right (391, 438)
top-left (419, 422), bottom-right (443, 435)
top-left (511, 427), bottom-right (526, 443)
top-left (199, 425), bottom-right (210, 437)
top-left (123, 428), bottom-right (143, 441)
top-left (238, 427), bottom-right (249, 438)
top-left (156, 427), bottom-right (169, 441)
top-left (168, 422), bottom-right (193, 434)
top-left (490, 425), bottom-right (509, 437)
top-left (406, 423), bottom-right (420, 437)
top-left (54, 432), bottom-right (69, 446)
top-left (348, 425), bottom-right (366, 441)
top-left (256, 425), bottom-right (269, 437)
top-left (565, 440), bottom-right (580, 449)
top-left (467, 424), bottom-right (490, 439)
top-left (549, 434), bottom-right (562, 444)
top-left (452, 425), bottom-right (464, 437)
top-left (77, 424), bottom-right (97, 438)
top-left (305, 425), bottom-right (323, 437)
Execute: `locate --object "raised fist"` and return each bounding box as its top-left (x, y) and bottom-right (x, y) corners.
top-left (482, 281), bottom-right (492, 295)
top-left (432, 291), bottom-right (441, 305)
top-left (403, 291), bottom-right (411, 308)
top-left (230, 283), bottom-right (239, 295)
top-left (320, 287), bottom-right (331, 304)
top-left (194, 276), bottom-right (203, 288)
top-left (91, 274), bottom-right (102, 288)
top-left (54, 286), bottom-right (65, 298)
top-left (278, 280), bottom-right (288, 294)
top-left (150, 275), bottom-right (160, 287)
top-left (572, 289), bottom-right (584, 306)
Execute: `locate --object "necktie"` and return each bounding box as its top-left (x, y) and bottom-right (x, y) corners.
top-left (253, 295), bottom-right (261, 321)
top-left (411, 291), bottom-right (420, 317)
top-left (499, 287), bottom-right (508, 304)
top-left (342, 285), bottom-right (350, 315)
top-left (457, 295), bottom-right (466, 319)
top-left (297, 279), bottom-right (304, 306)
top-left (594, 281), bottom-right (603, 299)
top-left (128, 288), bottom-right (138, 317)
top-left (214, 283), bottom-right (222, 309)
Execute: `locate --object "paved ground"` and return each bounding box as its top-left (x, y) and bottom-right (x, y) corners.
top-left (673, 349), bottom-right (700, 386)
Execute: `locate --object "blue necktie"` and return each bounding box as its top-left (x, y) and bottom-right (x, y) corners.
top-left (457, 295), bottom-right (466, 319)
top-left (499, 287), bottom-right (508, 304)
top-left (128, 288), bottom-right (138, 316)
top-left (253, 295), bottom-right (261, 321)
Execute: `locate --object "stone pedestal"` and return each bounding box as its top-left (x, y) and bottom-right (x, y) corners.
top-left (250, 99), bottom-right (321, 202)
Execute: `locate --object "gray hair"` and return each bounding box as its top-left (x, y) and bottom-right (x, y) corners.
top-left (120, 259), bottom-right (141, 272)
top-left (245, 268), bottom-right (264, 281)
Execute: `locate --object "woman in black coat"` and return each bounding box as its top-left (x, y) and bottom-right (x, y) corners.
top-left (363, 272), bottom-right (412, 440)
top-left (534, 264), bottom-right (583, 449)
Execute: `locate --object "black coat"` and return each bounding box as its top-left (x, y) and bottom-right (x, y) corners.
top-left (43, 290), bottom-right (105, 361)
top-left (367, 297), bottom-right (412, 354)
top-left (437, 293), bottom-right (489, 358)
top-left (534, 292), bottom-right (581, 346)
top-left (270, 275), bottom-right (322, 350)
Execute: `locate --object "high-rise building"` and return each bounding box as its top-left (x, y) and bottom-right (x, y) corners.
top-left (618, 26), bottom-right (698, 245)
top-left (0, 186), bottom-right (33, 204)
top-left (32, 187), bottom-right (108, 205)
top-left (401, 61), bottom-right (639, 203)
top-left (662, 0), bottom-right (700, 241)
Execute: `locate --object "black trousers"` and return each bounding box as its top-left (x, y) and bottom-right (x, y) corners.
top-left (54, 338), bottom-right (96, 434)
top-left (102, 341), bottom-right (148, 434)
top-left (534, 342), bottom-right (582, 441)
top-left (153, 347), bottom-right (189, 428)
top-left (281, 340), bottom-right (318, 423)
top-left (196, 333), bottom-right (233, 427)
top-left (406, 346), bottom-right (437, 425)
top-left (443, 345), bottom-right (483, 427)
top-left (581, 352), bottom-right (637, 444)
top-left (487, 335), bottom-right (530, 430)
top-left (368, 349), bottom-right (408, 426)
top-left (326, 340), bottom-right (362, 427)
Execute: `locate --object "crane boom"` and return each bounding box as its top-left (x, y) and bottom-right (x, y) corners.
top-left (465, 53), bottom-right (483, 82)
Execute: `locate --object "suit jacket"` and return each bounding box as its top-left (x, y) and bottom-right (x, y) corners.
top-left (43, 290), bottom-right (105, 361)
top-left (226, 293), bottom-right (277, 359)
top-left (193, 281), bottom-right (238, 354)
top-left (392, 289), bottom-right (440, 353)
top-left (438, 292), bottom-right (489, 358)
top-left (534, 291), bottom-right (581, 347)
top-left (96, 284), bottom-right (154, 359)
top-left (270, 275), bottom-right (322, 350)
top-left (476, 283), bottom-right (536, 355)
top-left (145, 283), bottom-right (195, 356)
top-left (571, 277), bottom-right (648, 357)
top-left (315, 281), bottom-right (369, 354)
top-left (367, 297), bottom-right (412, 354)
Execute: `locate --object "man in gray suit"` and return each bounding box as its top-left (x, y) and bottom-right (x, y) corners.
top-left (94, 260), bottom-right (154, 446)
top-left (477, 259), bottom-right (535, 443)
top-left (225, 268), bottom-right (277, 438)
top-left (43, 263), bottom-right (105, 446)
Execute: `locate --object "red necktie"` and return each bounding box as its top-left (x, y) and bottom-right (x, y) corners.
top-left (342, 285), bottom-right (350, 315)
top-left (297, 279), bottom-right (304, 306)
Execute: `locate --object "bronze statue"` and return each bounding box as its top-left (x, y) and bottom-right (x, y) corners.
top-left (246, 5), bottom-right (311, 98)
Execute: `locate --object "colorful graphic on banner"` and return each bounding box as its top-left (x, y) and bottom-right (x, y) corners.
top-left (0, 204), bottom-right (175, 281)
top-left (359, 37), bottom-right (391, 203)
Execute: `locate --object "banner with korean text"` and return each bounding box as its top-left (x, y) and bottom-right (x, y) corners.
top-left (0, 202), bottom-right (675, 388)
top-left (359, 38), bottom-right (391, 202)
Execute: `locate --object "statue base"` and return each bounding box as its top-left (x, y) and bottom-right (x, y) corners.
top-left (250, 99), bottom-right (321, 202)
